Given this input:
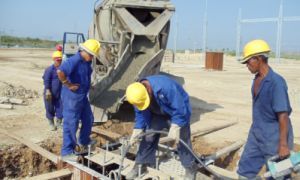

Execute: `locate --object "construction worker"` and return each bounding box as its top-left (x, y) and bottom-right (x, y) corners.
top-left (57, 39), bottom-right (100, 161)
top-left (42, 50), bottom-right (63, 131)
top-left (125, 75), bottom-right (198, 180)
top-left (237, 39), bottom-right (294, 179)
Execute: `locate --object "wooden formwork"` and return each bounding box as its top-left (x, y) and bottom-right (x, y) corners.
top-left (0, 121), bottom-right (243, 179)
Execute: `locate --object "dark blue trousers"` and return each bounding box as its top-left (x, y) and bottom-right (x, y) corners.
top-left (135, 115), bottom-right (195, 168)
top-left (61, 96), bottom-right (94, 156)
top-left (43, 95), bottom-right (63, 120)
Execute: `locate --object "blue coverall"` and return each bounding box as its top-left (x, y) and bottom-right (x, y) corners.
top-left (238, 68), bottom-right (294, 178)
top-left (42, 64), bottom-right (63, 120)
top-left (59, 52), bottom-right (94, 156)
top-left (134, 75), bottom-right (195, 168)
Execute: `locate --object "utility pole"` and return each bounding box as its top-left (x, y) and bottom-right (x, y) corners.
top-left (276, 0), bottom-right (283, 63)
top-left (193, 41), bottom-right (197, 54)
top-left (173, 13), bottom-right (178, 63)
top-left (236, 8), bottom-right (242, 60)
top-left (202, 0), bottom-right (208, 62)
top-left (0, 30), bottom-right (3, 47)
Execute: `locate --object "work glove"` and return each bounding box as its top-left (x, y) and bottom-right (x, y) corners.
top-left (129, 129), bottom-right (143, 146)
top-left (45, 89), bottom-right (52, 102)
top-left (168, 124), bottom-right (181, 145)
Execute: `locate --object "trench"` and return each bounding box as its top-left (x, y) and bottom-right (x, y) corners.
top-left (0, 120), bottom-right (243, 179)
top-left (2, 121), bottom-right (300, 179)
top-left (0, 140), bottom-right (60, 179)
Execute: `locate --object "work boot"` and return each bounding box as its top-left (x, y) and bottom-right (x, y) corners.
top-left (75, 139), bottom-right (97, 155)
top-left (75, 145), bottom-right (89, 155)
top-left (184, 163), bottom-right (199, 180)
top-left (56, 118), bottom-right (62, 129)
top-left (125, 163), bottom-right (148, 179)
top-left (47, 118), bottom-right (57, 131)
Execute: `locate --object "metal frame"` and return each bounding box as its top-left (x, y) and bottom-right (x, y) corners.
top-left (0, 119), bottom-right (243, 179)
top-left (236, 0), bottom-right (300, 63)
top-left (62, 32), bottom-right (86, 55)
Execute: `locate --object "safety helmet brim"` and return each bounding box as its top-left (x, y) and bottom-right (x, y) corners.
top-left (79, 43), bottom-right (97, 57)
top-left (239, 51), bottom-right (270, 64)
top-left (135, 92), bottom-right (150, 111)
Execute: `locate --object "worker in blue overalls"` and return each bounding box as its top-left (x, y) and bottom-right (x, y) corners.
top-left (125, 75), bottom-right (198, 180)
top-left (42, 50), bottom-right (63, 131)
top-left (237, 39), bottom-right (294, 179)
top-left (57, 39), bottom-right (100, 161)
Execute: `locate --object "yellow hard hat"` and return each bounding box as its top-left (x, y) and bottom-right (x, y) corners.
top-left (126, 82), bottom-right (150, 111)
top-left (79, 39), bottom-right (100, 57)
top-left (240, 39), bottom-right (271, 63)
top-left (52, 51), bottom-right (62, 59)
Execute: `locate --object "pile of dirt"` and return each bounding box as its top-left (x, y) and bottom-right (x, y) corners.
top-left (101, 119), bottom-right (134, 136)
top-left (0, 137), bottom-right (61, 179)
top-left (0, 81), bottom-right (39, 99)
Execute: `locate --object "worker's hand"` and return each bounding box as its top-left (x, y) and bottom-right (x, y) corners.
top-left (278, 143), bottom-right (290, 159)
top-left (168, 124), bottom-right (181, 145)
top-left (66, 83), bottom-right (80, 92)
top-left (129, 129), bottom-right (143, 146)
top-left (45, 89), bottom-right (52, 102)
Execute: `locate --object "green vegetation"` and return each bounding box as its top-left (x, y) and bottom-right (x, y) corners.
top-left (0, 35), bottom-right (61, 48)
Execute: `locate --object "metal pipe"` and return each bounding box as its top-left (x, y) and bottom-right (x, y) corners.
top-left (205, 140), bottom-right (244, 161)
top-left (118, 141), bottom-right (125, 180)
top-left (102, 142), bottom-right (108, 175)
top-left (156, 150), bottom-right (160, 170)
top-left (88, 144), bottom-right (91, 168)
top-left (108, 170), bottom-right (119, 180)
top-left (138, 164), bottom-right (142, 178)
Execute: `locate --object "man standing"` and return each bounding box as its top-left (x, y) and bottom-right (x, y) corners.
top-left (43, 50), bottom-right (63, 131)
top-left (237, 39), bottom-right (294, 178)
top-left (125, 75), bottom-right (197, 180)
top-left (57, 39), bottom-right (100, 161)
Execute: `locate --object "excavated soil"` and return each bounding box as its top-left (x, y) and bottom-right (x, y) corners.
top-left (1, 49), bottom-right (300, 178)
top-left (0, 137), bottom-right (61, 179)
top-left (1, 120), bottom-right (300, 179)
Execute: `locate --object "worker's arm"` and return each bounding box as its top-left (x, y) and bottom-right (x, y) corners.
top-left (57, 69), bottom-right (79, 91)
top-left (278, 112), bottom-right (290, 159)
top-left (160, 87), bottom-right (190, 127)
top-left (42, 67), bottom-right (53, 101)
top-left (133, 107), bottom-right (151, 129)
top-left (42, 67), bottom-right (52, 91)
top-left (128, 108), bottom-right (150, 146)
top-left (271, 78), bottom-right (292, 159)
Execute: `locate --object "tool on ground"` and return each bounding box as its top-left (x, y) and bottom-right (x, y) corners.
top-left (264, 151), bottom-right (300, 179)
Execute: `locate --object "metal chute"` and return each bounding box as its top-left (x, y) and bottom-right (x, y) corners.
top-left (88, 0), bottom-right (175, 122)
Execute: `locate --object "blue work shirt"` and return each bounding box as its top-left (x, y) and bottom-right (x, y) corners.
top-left (134, 75), bottom-right (191, 129)
top-left (58, 51), bottom-right (92, 95)
top-left (250, 68), bottom-right (293, 152)
top-left (43, 64), bottom-right (62, 99)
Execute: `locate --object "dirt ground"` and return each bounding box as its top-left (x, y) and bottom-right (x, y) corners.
top-left (0, 48), bottom-right (299, 178)
top-left (162, 53), bottom-right (300, 145)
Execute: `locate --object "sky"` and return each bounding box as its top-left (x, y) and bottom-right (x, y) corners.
top-left (1, 0), bottom-right (300, 52)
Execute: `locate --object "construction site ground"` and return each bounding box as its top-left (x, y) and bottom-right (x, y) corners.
top-left (0, 48), bottom-right (300, 178)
